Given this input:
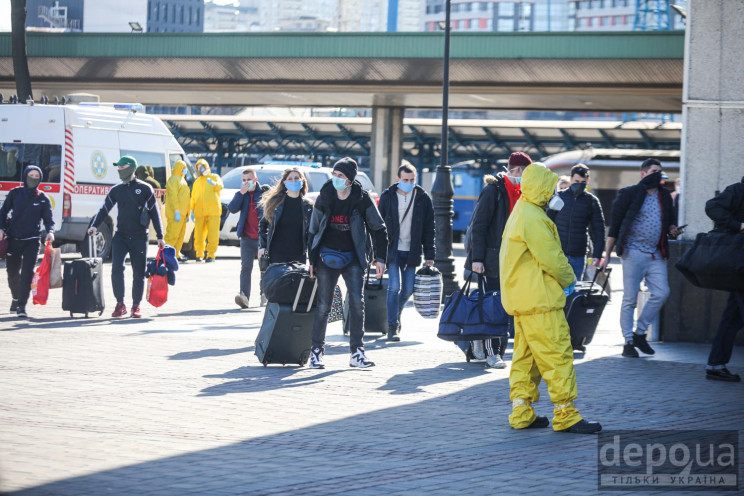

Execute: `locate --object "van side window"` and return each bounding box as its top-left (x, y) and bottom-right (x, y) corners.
top-left (0, 143), bottom-right (62, 183)
top-left (121, 149), bottom-right (166, 188)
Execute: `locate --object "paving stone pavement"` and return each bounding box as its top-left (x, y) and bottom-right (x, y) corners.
top-left (0, 246), bottom-right (742, 495)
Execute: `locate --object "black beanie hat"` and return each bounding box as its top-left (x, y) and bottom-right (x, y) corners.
top-left (333, 157), bottom-right (358, 182)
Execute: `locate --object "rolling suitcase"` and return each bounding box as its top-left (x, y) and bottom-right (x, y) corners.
top-left (62, 237), bottom-right (105, 318)
top-left (255, 276), bottom-right (318, 366)
top-left (564, 268), bottom-right (611, 352)
top-left (343, 269), bottom-right (388, 335)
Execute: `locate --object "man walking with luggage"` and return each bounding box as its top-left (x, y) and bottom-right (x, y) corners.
top-left (227, 167), bottom-right (267, 308)
top-left (500, 163), bottom-right (601, 434)
top-left (704, 177), bottom-right (744, 382)
top-left (0, 165), bottom-right (55, 318)
top-left (377, 162), bottom-right (435, 342)
top-left (548, 164), bottom-right (605, 281)
top-left (307, 157), bottom-right (388, 369)
top-left (600, 158), bottom-right (681, 358)
top-left (88, 156), bottom-right (165, 318)
top-left (465, 151), bottom-right (531, 368)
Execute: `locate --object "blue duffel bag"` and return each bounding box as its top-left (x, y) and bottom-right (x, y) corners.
top-left (437, 272), bottom-right (509, 341)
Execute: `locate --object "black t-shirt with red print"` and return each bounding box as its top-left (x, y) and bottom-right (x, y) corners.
top-left (322, 195), bottom-right (354, 252)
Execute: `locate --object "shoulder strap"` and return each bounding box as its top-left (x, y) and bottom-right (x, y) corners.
top-left (389, 189), bottom-right (416, 244)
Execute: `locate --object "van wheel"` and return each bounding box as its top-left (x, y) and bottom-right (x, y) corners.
top-left (83, 222), bottom-right (112, 260)
top-left (181, 231), bottom-right (196, 260)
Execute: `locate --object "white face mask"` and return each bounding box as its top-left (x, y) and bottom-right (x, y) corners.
top-left (547, 194), bottom-right (564, 211)
top-left (200, 169), bottom-right (208, 176)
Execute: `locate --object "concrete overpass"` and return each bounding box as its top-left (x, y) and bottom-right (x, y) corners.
top-left (0, 31), bottom-right (684, 112)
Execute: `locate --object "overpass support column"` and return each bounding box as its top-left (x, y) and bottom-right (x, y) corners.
top-left (370, 107), bottom-right (404, 190)
top-left (662, 0), bottom-right (744, 345)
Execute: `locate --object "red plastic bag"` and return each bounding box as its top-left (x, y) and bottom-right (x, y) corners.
top-left (31, 241), bottom-right (52, 305)
top-left (147, 247), bottom-right (168, 307)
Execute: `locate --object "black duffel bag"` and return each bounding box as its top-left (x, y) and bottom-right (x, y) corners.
top-left (675, 232), bottom-right (744, 292)
top-left (261, 262), bottom-right (317, 306)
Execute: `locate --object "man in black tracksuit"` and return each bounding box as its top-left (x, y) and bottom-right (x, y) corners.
top-left (704, 177), bottom-right (744, 382)
top-left (0, 165), bottom-right (55, 318)
top-left (548, 164), bottom-right (605, 281)
top-left (89, 156), bottom-right (164, 318)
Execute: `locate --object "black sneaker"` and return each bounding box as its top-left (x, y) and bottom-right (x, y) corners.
top-left (558, 419), bottom-right (602, 434)
top-left (526, 416), bottom-right (550, 429)
top-left (387, 324), bottom-right (400, 342)
top-left (17, 306), bottom-right (27, 318)
top-left (633, 332), bottom-right (655, 355)
top-left (622, 343), bottom-right (639, 358)
top-left (706, 368), bottom-right (741, 382)
top-left (205, 258), bottom-right (215, 263)
top-left (10, 299), bottom-right (19, 312)
top-left (195, 257), bottom-right (203, 262)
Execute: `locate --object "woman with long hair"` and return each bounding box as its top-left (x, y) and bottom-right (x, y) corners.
top-left (258, 168), bottom-right (314, 264)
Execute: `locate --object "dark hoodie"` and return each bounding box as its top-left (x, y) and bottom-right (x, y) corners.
top-left (0, 165), bottom-right (55, 240)
top-left (464, 172), bottom-right (511, 280)
top-left (705, 176), bottom-right (744, 234)
top-left (308, 180), bottom-right (388, 269)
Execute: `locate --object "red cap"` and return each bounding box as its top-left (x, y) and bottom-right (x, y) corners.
top-left (508, 152), bottom-right (532, 167)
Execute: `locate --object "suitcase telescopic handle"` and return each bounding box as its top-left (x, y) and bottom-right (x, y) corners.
top-left (589, 267), bottom-right (612, 294)
top-left (88, 232), bottom-right (97, 258)
top-left (292, 276), bottom-right (318, 313)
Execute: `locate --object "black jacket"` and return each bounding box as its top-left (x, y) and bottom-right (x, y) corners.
top-left (0, 166), bottom-right (55, 240)
top-left (705, 177), bottom-right (744, 233)
top-left (91, 179), bottom-right (163, 238)
top-left (377, 184), bottom-right (436, 267)
top-left (259, 195), bottom-right (314, 256)
top-left (228, 184), bottom-right (268, 239)
top-left (464, 173), bottom-right (510, 279)
top-left (308, 180), bottom-right (388, 269)
top-left (548, 189), bottom-right (605, 259)
top-left (608, 182), bottom-right (676, 258)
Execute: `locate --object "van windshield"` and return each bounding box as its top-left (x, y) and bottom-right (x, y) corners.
top-left (0, 143), bottom-right (62, 183)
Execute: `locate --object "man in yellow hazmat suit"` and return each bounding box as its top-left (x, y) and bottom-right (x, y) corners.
top-left (164, 160), bottom-right (191, 260)
top-left (499, 163), bottom-right (602, 434)
top-left (190, 158), bottom-right (223, 262)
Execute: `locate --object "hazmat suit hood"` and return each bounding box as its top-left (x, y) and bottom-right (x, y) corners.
top-left (519, 163), bottom-right (558, 208)
top-left (23, 165), bottom-right (43, 190)
top-left (172, 160), bottom-right (187, 177)
top-left (196, 159), bottom-right (211, 175)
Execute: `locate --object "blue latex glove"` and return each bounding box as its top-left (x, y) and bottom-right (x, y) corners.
top-left (174, 211), bottom-right (181, 222)
top-left (206, 178), bottom-right (216, 186)
top-left (563, 282), bottom-right (576, 296)
top-left (190, 212), bottom-right (195, 222)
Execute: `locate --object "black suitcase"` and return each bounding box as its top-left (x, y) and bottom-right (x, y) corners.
top-left (255, 277), bottom-right (317, 366)
top-left (343, 270), bottom-right (388, 335)
top-left (62, 238), bottom-right (105, 318)
top-left (564, 268), bottom-right (611, 352)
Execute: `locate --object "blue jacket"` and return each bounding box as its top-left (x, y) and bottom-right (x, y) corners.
top-left (548, 188), bottom-right (605, 259)
top-left (0, 165), bottom-right (55, 240)
top-left (228, 184), bottom-right (268, 239)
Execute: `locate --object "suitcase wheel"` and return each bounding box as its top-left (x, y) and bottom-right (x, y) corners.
top-left (282, 362), bottom-right (286, 366)
top-left (85, 313), bottom-right (89, 318)
top-left (69, 312), bottom-right (74, 318)
top-left (262, 361), bottom-right (268, 367)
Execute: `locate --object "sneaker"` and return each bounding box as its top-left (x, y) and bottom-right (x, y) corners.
top-left (112, 302), bottom-right (127, 318)
top-left (16, 306), bottom-right (27, 318)
top-left (485, 354), bottom-right (507, 369)
top-left (10, 299), bottom-right (19, 312)
top-left (471, 340), bottom-right (486, 360)
top-left (387, 324), bottom-right (400, 342)
top-left (309, 347), bottom-right (325, 369)
top-left (205, 257), bottom-right (215, 263)
top-left (130, 305), bottom-right (142, 318)
top-left (622, 343), bottom-right (639, 358)
top-left (195, 257), bottom-right (203, 262)
top-left (633, 332), bottom-right (655, 355)
top-left (706, 368), bottom-right (741, 382)
top-left (349, 348), bottom-right (375, 368)
top-left (558, 419), bottom-right (602, 434)
top-left (526, 416), bottom-right (550, 429)
top-left (235, 293), bottom-right (249, 309)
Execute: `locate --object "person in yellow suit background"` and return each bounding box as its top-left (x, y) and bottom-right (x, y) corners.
top-left (190, 158), bottom-right (223, 262)
top-left (164, 160), bottom-right (191, 261)
top-left (499, 163), bottom-right (602, 434)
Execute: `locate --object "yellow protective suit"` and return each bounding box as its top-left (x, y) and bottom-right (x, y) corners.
top-left (164, 160), bottom-right (191, 257)
top-left (499, 163), bottom-right (580, 431)
top-left (190, 159), bottom-right (223, 259)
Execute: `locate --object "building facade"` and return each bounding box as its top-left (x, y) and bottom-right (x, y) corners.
top-left (148, 0), bottom-right (205, 33)
top-left (422, 0), bottom-right (570, 32)
top-left (26, 0), bottom-right (149, 32)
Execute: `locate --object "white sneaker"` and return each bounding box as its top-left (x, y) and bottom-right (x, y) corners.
top-left (349, 348), bottom-right (375, 368)
top-left (486, 354), bottom-right (507, 369)
top-left (471, 340), bottom-right (486, 360)
top-left (309, 347), bottom-right (325, 369)
top-left (234, 293), bottom-right (249, 309)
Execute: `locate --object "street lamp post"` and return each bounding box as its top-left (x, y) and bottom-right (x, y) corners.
top-left (431, 0), bottom-right (458, 298)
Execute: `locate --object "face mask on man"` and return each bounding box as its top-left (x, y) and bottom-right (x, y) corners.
top-left (285, 180), bottom-right (302, 192)
top-left (25, 175), bottom-right (41, 189)
top-left (570, 183), bottom-right (586, 197)
top-left (243, 179), bottom-right (255, 191)
top-left (332, 177), bottom-right (348, 191)
top-left (118, 165), bottom-right (136, 183)
top-left (640, 171), bottom-right (662, 189)
top-left (507, 174), bottom-right (522, 185)
top-left (547, 194), bottom-right (564, 211)
top-left (398, 181), bottom-right (415, 194)
top-left (201, 169), bottom-right (209, 177)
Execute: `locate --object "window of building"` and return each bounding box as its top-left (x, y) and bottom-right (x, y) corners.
top-left (501, 2), bottom-right (514, 15)
top-left (464, 18), bottom-right (470, 28)
top-left (196, 7), bottom-right (200, 24)
top-left (189, 6), bottom-right (193, 24)
top-left (463, 2), bottom-right (472, 12)
top-left (497, 18), bottom-right (514, 31)
top-left (452, 3), bottom-right (460, 12)
top-left (180, 5), bottom-right (185, 24)
top-left (480, 2), bottom-right (488, 11)
top-left (154, 2), bottom-right (160, 22)
top-left (163, 3), bottom-right (168, 22)
top-left (434, 4), bottom-right (442, 13)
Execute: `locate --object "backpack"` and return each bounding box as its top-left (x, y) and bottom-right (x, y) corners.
top-left (261, 262), bottom-right (317, 306)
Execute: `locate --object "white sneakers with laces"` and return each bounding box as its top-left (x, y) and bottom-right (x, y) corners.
top-left (349, 348), bottom-right (375, 368)
top-left (309, 347), bottom-right (325, 369)
top-left (485, 354), bottom-right (507, 369)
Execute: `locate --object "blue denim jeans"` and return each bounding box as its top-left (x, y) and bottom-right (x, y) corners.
top-left (620, 248), bottom-right (670, 342)
top-left (312, 261), bottom-right (365, 353)
top-left (386, 250), bottom-right (416, 327)
top-left (567, 255), bottom-right (586, 282)
top-left (239, 237), bottom-right (258, 297)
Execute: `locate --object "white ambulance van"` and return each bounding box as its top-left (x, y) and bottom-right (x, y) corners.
top-left (0, 102), bottom-right (196, 259)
